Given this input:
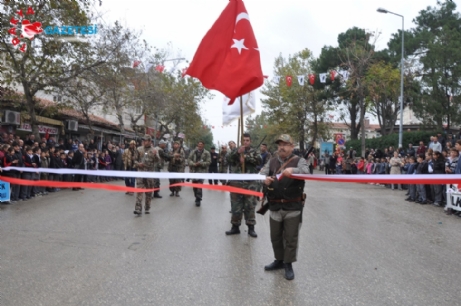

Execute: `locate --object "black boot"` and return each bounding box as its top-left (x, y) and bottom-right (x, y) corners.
top-left (175, 191), bottom-right (180, 197)
top-left (225, 225), bottom-right (240, 235)
top-left (195, 199), bottom-right (201, 207)
top-left (154, 192), bottom-right (162, 198)
top-left (264, 260), bottom-right (284, 271)
top-left (284, 263), bottom-right (295, 280)
top-left (170, 192), bottom-right (175, 197)
top-left (248, 225), bottom-right (257, 238)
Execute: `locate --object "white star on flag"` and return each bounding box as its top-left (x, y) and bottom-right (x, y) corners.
top-left (231, 38), bottom-right (248, 54)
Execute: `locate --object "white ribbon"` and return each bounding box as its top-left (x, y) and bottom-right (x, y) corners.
top-left (292, 174), bottom-right (461, 183)
top-left (2, 167), bottom-right (265, 181)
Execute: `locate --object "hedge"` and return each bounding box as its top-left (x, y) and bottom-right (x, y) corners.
top-left (345, 130), bottom-right (441, 151)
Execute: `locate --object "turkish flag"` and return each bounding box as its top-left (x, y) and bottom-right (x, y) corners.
top-left (186, 0), bottom-right (263, 105)
top-left (330, 70), bottom-right (337, 81)
top-left (286, 76), bottom-right (293, 87)
top-left (155, 65), bottom-right (165, 73)
top-left (309, 74), bottom-right (315, 85)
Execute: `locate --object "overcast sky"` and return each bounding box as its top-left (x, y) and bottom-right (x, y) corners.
top-left (96, 0), bottom-right (458, 145)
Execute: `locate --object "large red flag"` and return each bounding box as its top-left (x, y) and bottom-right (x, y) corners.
top-left (186, 0), bottom-right (263, 105)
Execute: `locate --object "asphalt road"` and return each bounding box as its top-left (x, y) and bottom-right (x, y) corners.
top-left (1, 175), bottom-right (461, 306)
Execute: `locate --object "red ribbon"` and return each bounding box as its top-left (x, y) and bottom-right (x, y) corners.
top-left (0, 177), bottom-right (263, 197)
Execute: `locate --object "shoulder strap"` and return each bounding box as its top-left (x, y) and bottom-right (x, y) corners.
top-left (275, 155), bottom-right (298, 175)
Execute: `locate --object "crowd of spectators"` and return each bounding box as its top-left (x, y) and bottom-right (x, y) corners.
top-left (319, 133), bottom-right (461, 219)
top-left (0, 132), bottom-right (128, 203)
top-left (3, 131), bottom-right (461, 219)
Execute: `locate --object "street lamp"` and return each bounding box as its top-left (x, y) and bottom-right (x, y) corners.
top-left (377, 7), bottom-right (404, 149)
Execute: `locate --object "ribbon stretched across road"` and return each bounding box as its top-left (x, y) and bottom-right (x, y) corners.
top-left (3, 167), bottom-right (461, 184)
top-left (292, 174), bottom-right (461, 185)
top-left (2, 167), bottom-right (265, 181)
top-left (0, 176), bottom-right (264, 197)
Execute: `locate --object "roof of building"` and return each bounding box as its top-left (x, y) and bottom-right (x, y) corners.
top-left (1, 88), bottom-right (134, 132)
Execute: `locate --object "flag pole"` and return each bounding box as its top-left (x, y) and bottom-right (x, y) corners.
top-left (237, 118), bottom-right (241, 147)
top-left (240, 95), bottom-right (245, 173)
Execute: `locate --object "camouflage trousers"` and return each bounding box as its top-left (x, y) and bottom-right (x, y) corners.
top-left (135, 178), bottom-right (155, 212)
top-left (154, 167), bottom-right (161, 188)
top-left (229, 180), bottom-right (258, 226)
top-left (169, 178), bottom-right (182, 192)
top-left (192, 179), bottom-right (204, 200)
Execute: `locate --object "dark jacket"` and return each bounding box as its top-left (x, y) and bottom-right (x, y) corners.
top-left (267, 155), bottom-right (305, 211)
top-left (432, 157), bottom-right (445, 174)
top-left (114, 149), bottom-right (124, 171)
top-left (209, 152), bottom-right (218, 168)
top-left (416, 161), bottom-right (428, 175)
top-left (407, 162), bottom-right (418, 175)
top-left (73, 150), bottom-right (85, 169)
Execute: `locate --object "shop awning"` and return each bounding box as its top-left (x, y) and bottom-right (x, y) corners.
top-left (80, 124), bottom-right (137, 138)
top-left (21, 114), bottom-right (64, 126)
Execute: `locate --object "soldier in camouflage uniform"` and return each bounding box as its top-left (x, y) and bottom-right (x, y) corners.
top-left (225, 133), bottom-right (262, 237)
top-left (153, 140), bottom-right (168, 198)
top-left (122, 140), bottom-right (139, 195)
top-left (188, 140), bottom-right (211, 207)
top-left (218, 144), bottom-right (229, 185)
top-left (227, 141), bottom-right (238, 173)
top-left (133, 135), bottom-right (159, 215)
top-left (166, 141), bottom-right (185, 197)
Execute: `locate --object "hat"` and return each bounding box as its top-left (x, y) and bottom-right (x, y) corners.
top-left (159, 140), bottom-right (167, 145)
top-left (142, 135), bottom-right (152, 141)
top-left (129, 140), bottom-right (136, 145)
top-left (211, 146), bottom-right (216, 149)
top-left (173, 141), bottom-right (181, 145)
top-left (275, 134), bottom-right (294, 145)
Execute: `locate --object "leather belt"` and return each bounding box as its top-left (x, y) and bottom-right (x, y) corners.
top-left (269, 197), bottom-right (302, 203)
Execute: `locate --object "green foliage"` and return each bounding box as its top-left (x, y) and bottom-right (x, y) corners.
top-left (261, 49), bottom-right (330, 150)
top-left (401, 0), bottom-right (461, 128)
top-left (244, 113), bottom-right (280, 152)
top-left (0, 0), bottom-right (104, 138)
top-left (346, 130), bottom-right (439, 152)
top-left (364, 62), bottom-right (401, 135)
top-left (187, 126), bottom-right (214, 151)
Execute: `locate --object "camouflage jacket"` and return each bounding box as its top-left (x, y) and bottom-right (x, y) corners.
top-left (122, 147), bottom-right (139, 169)
top-left (228, 146), bottom-right (262, 174)
top-left (155, 146), bottom-right (168, 170)
top-left (134, 145), bottom-right (159, 172)
top-left (188, 149), bottom-right (211, 173)
top-left (218, 150), bottom-right (229, 173)
top-left (166, 148), bottom-right (185, 172)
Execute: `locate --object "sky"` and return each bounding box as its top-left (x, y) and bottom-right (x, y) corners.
top-left (95, 0), bottom-right (459, 145)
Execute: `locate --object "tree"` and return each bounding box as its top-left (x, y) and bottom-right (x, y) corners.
top-left (94, 21), bottom-right (151, 134)
top-left (337, 29), bottom-right (377, 156)
top-left (364, 62), bottom-right (401, 136)
top-left (145, 70), bottom-right (210, 141)
top-left (187, 124), bottom-right (214, 151)
top-left (410, 0), bottom-right (461, 130)
top-left (244, 113), bottom-right (280, 152)
top-left (261, 49), bottom-right (329, 150)
top-left (59, 70), bottom-right (105, 136)
top-left (0, 0), bottom-right (105, 138)
top-left (315, 27), bottom-right (375, 144)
